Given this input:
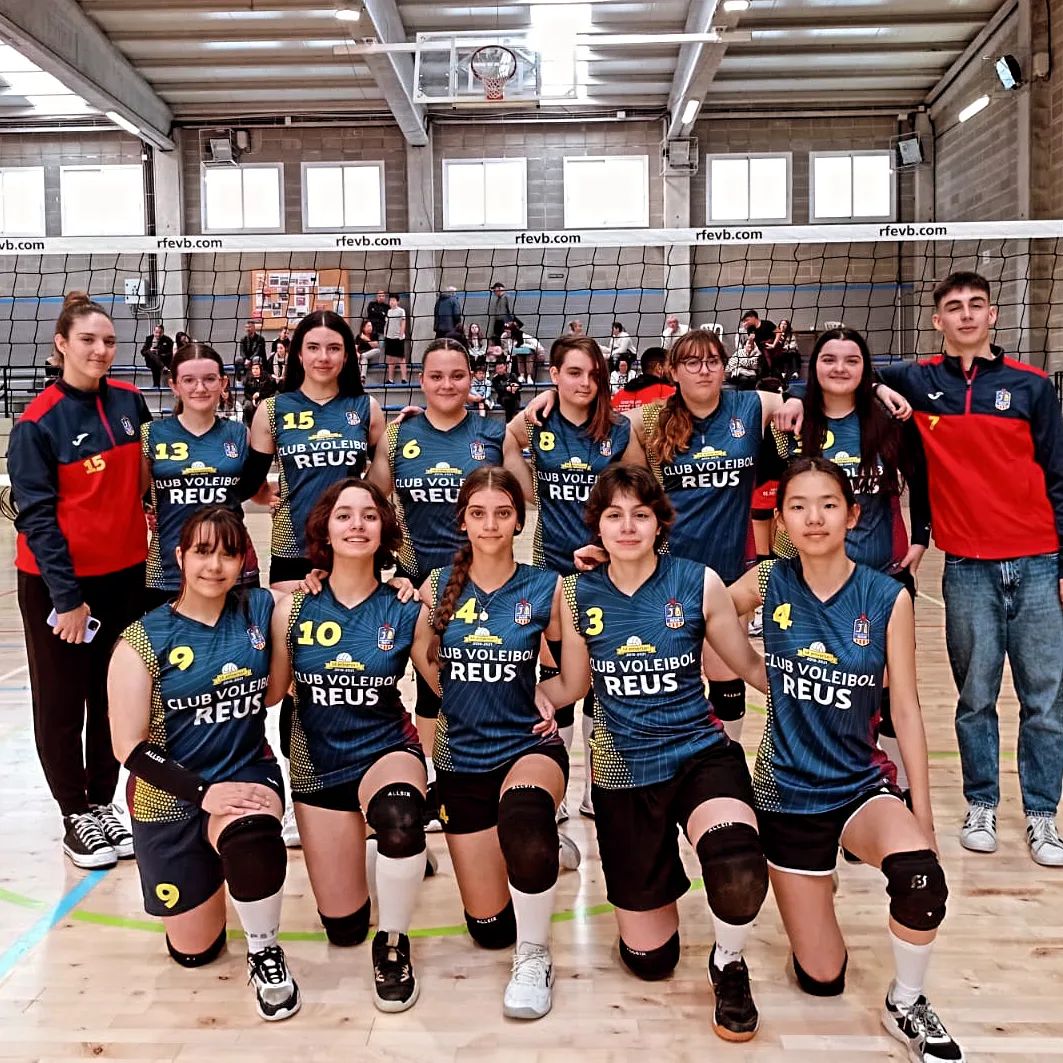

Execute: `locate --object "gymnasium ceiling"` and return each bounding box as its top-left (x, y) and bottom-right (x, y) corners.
top-left (0, 0), bottom-right (1015, 145)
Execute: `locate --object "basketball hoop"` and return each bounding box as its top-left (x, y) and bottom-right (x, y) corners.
top-left (470, 45), bottom-right (518, 101)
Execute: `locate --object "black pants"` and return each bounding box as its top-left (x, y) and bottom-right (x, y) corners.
top-left (142, 352), bottom-right (164, 388)
top-left (17, 563), bottom-right (146, 817)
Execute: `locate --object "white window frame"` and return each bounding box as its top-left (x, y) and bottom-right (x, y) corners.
top-left (60, 164), bottom-right (146, 236)
top-left (301, 161), bottom-right (386, 232)
top-left (441, 157), bottom-right (528, 231)
top-left (705, 152), bottom-right (792, 225)
top-left (0, 166), bottom-right (46, 236)
top-left (563, 155), bottom-right (650, 229)
top-left (201, 162), bottom-right (285, 234)
top-left (809, 150), bottom-right (895, 223)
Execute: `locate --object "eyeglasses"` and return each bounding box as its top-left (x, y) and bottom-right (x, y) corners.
top-left (677, 356), bottom-right (724, 373)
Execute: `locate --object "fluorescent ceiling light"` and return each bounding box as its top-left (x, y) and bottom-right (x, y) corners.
top-left (723, 0), bottom-right (750, 11)
top-left (681, 98), bottom-right (700, 124)
top-left (106, 110), bottom-right (142, 137)
top-left (958, 94), bottom-right (989, 122)
top-left (335, 2), bottom-right (360, 20)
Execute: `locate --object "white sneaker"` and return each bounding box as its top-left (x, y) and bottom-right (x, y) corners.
top-left (747, 605), bottom-right (763, 638)
top-left (960, 804), bottom-right (997, 853)
top-left (556, 798), bottom-right (569, 824)
top-left (1026, 816), bottom-right (1063, 866)
top-left (248, 945), bottom-right (301, 1022)
top-left (558, 831), bottom-right (581, 871)
top-left (503, 942), bottom-right (554, 1019)
top-left (281, 804), bottom-right (301, 849)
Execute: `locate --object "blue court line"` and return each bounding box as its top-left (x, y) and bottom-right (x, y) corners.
top-left (0, 869), bottom-right (110, 981)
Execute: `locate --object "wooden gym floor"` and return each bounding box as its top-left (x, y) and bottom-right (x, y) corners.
top-left (0, 511), bottom-right (1058, 1062)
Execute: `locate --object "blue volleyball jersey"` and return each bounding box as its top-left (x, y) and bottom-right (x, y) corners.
top-left (286, 584), bottom-right (420, 793)
top-left (643, 390), bottom-right (762, 583)
top-left (527, 407), bottom-right (631, 575)
top-left (122, 588), bottom-right (275, 823)
top-left (431, 563), bottom-right (560, 773)
top-left (754, 558), bottom-right (900, 814)
top-left (565, 553), bottom-right (725, 789)
top-left (267, 391), bottom-right (372, 559)
top-left (388, 413), bottom-right (505, 581)
top-left (143, 417), bottom-right (259, 591)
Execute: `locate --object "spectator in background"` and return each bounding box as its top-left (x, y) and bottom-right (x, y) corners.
top-left (466, 322), bottom-right (488, 362)
top-left (487, 281), bottom-right (515, 346)
top-left (433, 285), bottom-right (463, 338)
top-left (760, 317), bottom-right (801, 387)
top-left (174, 330), bottom-right (192, 351)
top-left (508, 318), bottom-right (541, 384)
top-left (605, 321), bottom-right (637, 368)
top-left (383, 293), bottom-right (408, 385)
top-left (564, 320), bottom-right (585, 338)
top-left (492, 356), bottom-right (522, 420)
top-left (271, 325), bottom-right (291, 355)
top-left (661, 314), bottom-right (688, 350)
top-left (469, 359), bottom-right (493, 416)
top-left (140, 323), bottom-right (174, 388)
top-left (242, 359), bottom-right (277, 426)
top-left (726, 330), bottom-right (762, 390)
top-left (611, 346), bottom-right (675, 413)
top-left (609, 357), bottom-right (635, 395)
top-left (366, 289), bottom-right (389, 341)
top-left (273, 337), bottom-right (289, 381)
top-left (734, 308), bottom-right (776, 352)
top-left (236, 320), bottom-right (266, 384)
top-left (355, 318), bottom-right (379, 383)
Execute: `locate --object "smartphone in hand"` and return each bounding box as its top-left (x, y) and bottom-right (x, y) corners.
top-left (46, 609), bottom-right (102, 643)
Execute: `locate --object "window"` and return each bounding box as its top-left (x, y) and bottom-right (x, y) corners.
top-left (0, 167), bottom-right (45, 236)
top-left (810, 151), bottom-right (894, 221)
top-left (303, 162), bottom-right (384, 230)
top-left (60, 165), bottom-right (144, 236)
top-left (442, 158), bottom-right (527, 230)
top-left (202, 164), bottom-right (283, 233)
top-left (563, 156), bottom-right (649, 228)
top-left (706, 154), bottom-right (790, 224)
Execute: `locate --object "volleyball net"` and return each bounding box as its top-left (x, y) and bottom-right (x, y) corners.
top-left (1, 220), bottom-right (1061, 425)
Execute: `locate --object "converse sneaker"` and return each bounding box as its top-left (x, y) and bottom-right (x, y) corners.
top-left (372, 931), bottom-right (419, 1012)
top-left (503, 942), bottom-right (554, 1020)
top-left (62, 811), bottom-right (117, 869)
top-left (555, 798), bottom-right (570, 824)
top-left (559, 831), bottom-right (581, 871)
top-left (247, 945), bottom-right (301, 1022)
top-left (91, 803), bottom-right (134, 860)
top-left (1026, 816), bottom-right (1063, 867)
top-left (959, 804), bottom-right (997, 853)
top-left (882, 984), bottom-right (965, 1061)
top-left (280, 804), bottom-right (301, 849)
top-left (707, 945), bottom-right (759, 1042)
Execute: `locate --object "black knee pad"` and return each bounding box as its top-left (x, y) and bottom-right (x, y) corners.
top-left (415, 670), bottom-right (441, 720)
top-left (465, 901), bottom-right (517, 949)
top-left (497, 785), bottom-right (559, 894)
top-left (619, 930), bottom-right (680, 981)
top-left (166, 927), bottom-right (227, 968)
top-left (365, 783), bottom-right (426, 859)
top-left (882, 849), bottom-right (947, 932)
top-left (793, 952), bottom-right (847, 996)
top-left (709, 678), bottom-right (746, 722)
top-left (279, 693), bottom-right (294, 758)
top-left (878, 687), bottom-right (896, 739)
top-left (696, 822), bottom-right (768, 926)
top-left (319, 897), bottom-right (371, 947)
top-left (216, 814), bottom-right (286, 902)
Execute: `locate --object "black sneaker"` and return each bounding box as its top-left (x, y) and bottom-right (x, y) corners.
top-left (247, 945), bottom-right (301, 1022)
top-left (372, 931), bottom-right (419, 1012)
top-left (424, 782), bottom-right (443, 833)
top-left (62, 811), bottom-right (117, 869)
top-left (707, 945), bottom-right (759, 1042)
top-left (882, 985), bottom-right (965, 1061)
top-left (91, 803), bottom-right (134, 859)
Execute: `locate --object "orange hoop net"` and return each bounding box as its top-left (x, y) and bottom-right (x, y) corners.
top-left (470, 45), bottom-right (518, 102)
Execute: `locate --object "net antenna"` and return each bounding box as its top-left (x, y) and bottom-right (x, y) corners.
top-left (469, 44), bottom-right (518, 101)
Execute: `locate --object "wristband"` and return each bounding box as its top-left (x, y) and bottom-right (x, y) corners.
top-left (125, 740), bottom-right (209, 805)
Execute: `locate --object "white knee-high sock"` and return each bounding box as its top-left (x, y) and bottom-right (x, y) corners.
top-left (424, 756), bottom-right (437, 787)
top-left (888, 930), bottom-right (933, 1006)
top-left (710, 915), bottom-right (753, 969)
top-left (375, 851), bottom-right (426, 934)
top-left (233, 889), bottom-right (283, 954)
top-left (365, 835), bottom-right (379, 915)
top-left (510, 883), bottom-right (556, 949)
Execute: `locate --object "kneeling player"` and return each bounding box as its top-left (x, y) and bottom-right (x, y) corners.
top-left (730, 457), bottom-right (964, 1063)
top-left (109, 507), bottom-right (299, 1022)
top-left (268, 478), bottom-right (428, 1012)
top-left (540, 465), bottom-right (770, 1042)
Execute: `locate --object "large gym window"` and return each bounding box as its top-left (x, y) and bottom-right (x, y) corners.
top-left (202, 164), bottom-right (284, 233)
top-left (563, 156), bottom-right (649, 228)
top-left (810, 151), bottom-right (894, 222)
top-left (442, 158), bottom-right (527, 230)
top-left (0, 167), bottom-right (46, 236)
top-left (60, 165), bottom-right (145, 236)
top-left (706, 154), bottom-right (791, 224)
top-left (303, 162), bottom-right (385, 231)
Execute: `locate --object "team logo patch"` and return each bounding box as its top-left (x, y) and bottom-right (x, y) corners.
top-left (247, 625), bottom-right (266, 651)
top-left (617, 634), bottom-right (657, 656)
top-left (599, 438), bottom-right (613, 457)
top-left (797, 641), bottom-right (839, 665)
top-left (224, 441), bottom-right (239, 459)
top-left (729, 417), bottom-right (746, 439)
top-left (377, 622), bottom-right (396, 651)
top-left (995, 388), bottom-right (1012, 411)
top-left (346, 410), bottom-right (361, 426)
top-left (514, 598), bottom-right (532, 626)
top-left (665, 598), bottom-right (685, 629)
top-left (121, 416), bottom-right (135, 437)
top-left (852, 614), bottom-right (871, 647)
top-left (470, 439), bottom-right (486, 461)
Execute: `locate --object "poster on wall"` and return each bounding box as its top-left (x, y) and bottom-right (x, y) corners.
top-left (250, 268), bottom-right (348, 329)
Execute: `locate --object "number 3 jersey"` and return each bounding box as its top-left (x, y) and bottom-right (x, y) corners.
top-left (267, 390), bottom-right (372, 560)
top-left (286, 584), bottom-right (420, 794)
top-left (755, 558), bottom-right (900, 814)
top-left (121, 588), bottom-right (275, 823)
top-left (565, 553), bottom-right (725, 789)
top-left (430, 563), bottom-right (560, 774)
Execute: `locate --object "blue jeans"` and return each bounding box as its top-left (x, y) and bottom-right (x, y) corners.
top-left (942, 553), bottom-right (1063, 815)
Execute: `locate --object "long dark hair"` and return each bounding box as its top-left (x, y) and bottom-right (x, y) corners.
top-left (168, 341), bottom-right (226, 416)
top-left (800, 328), bottom-right (905, 495)
top-left (777, 455), bottom-right (857, 510)
top-left (281, 310), bottom-right (364, 396)
top-left (174, 506), bottom-right (251, 611)
top-left (304, 477), bottom-right (401, 572)
top-left (656, 329), bottom-right (728, 465)
top-left (548, 335), bottom-right (618, 444)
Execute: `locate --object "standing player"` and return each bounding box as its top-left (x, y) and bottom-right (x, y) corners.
top-left (411, 468), bottom-right (571, 1020)
top-left (108, 508), bottom-right (300, 1022)
top-left (143, 342), bottom-right (261, 612)
top-left (539, 465), bottom-right (770, 1043)
top-left (267, 479), bottom-right (427, 1012)
top-left (730, 459), bottom-right (964, 1063)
